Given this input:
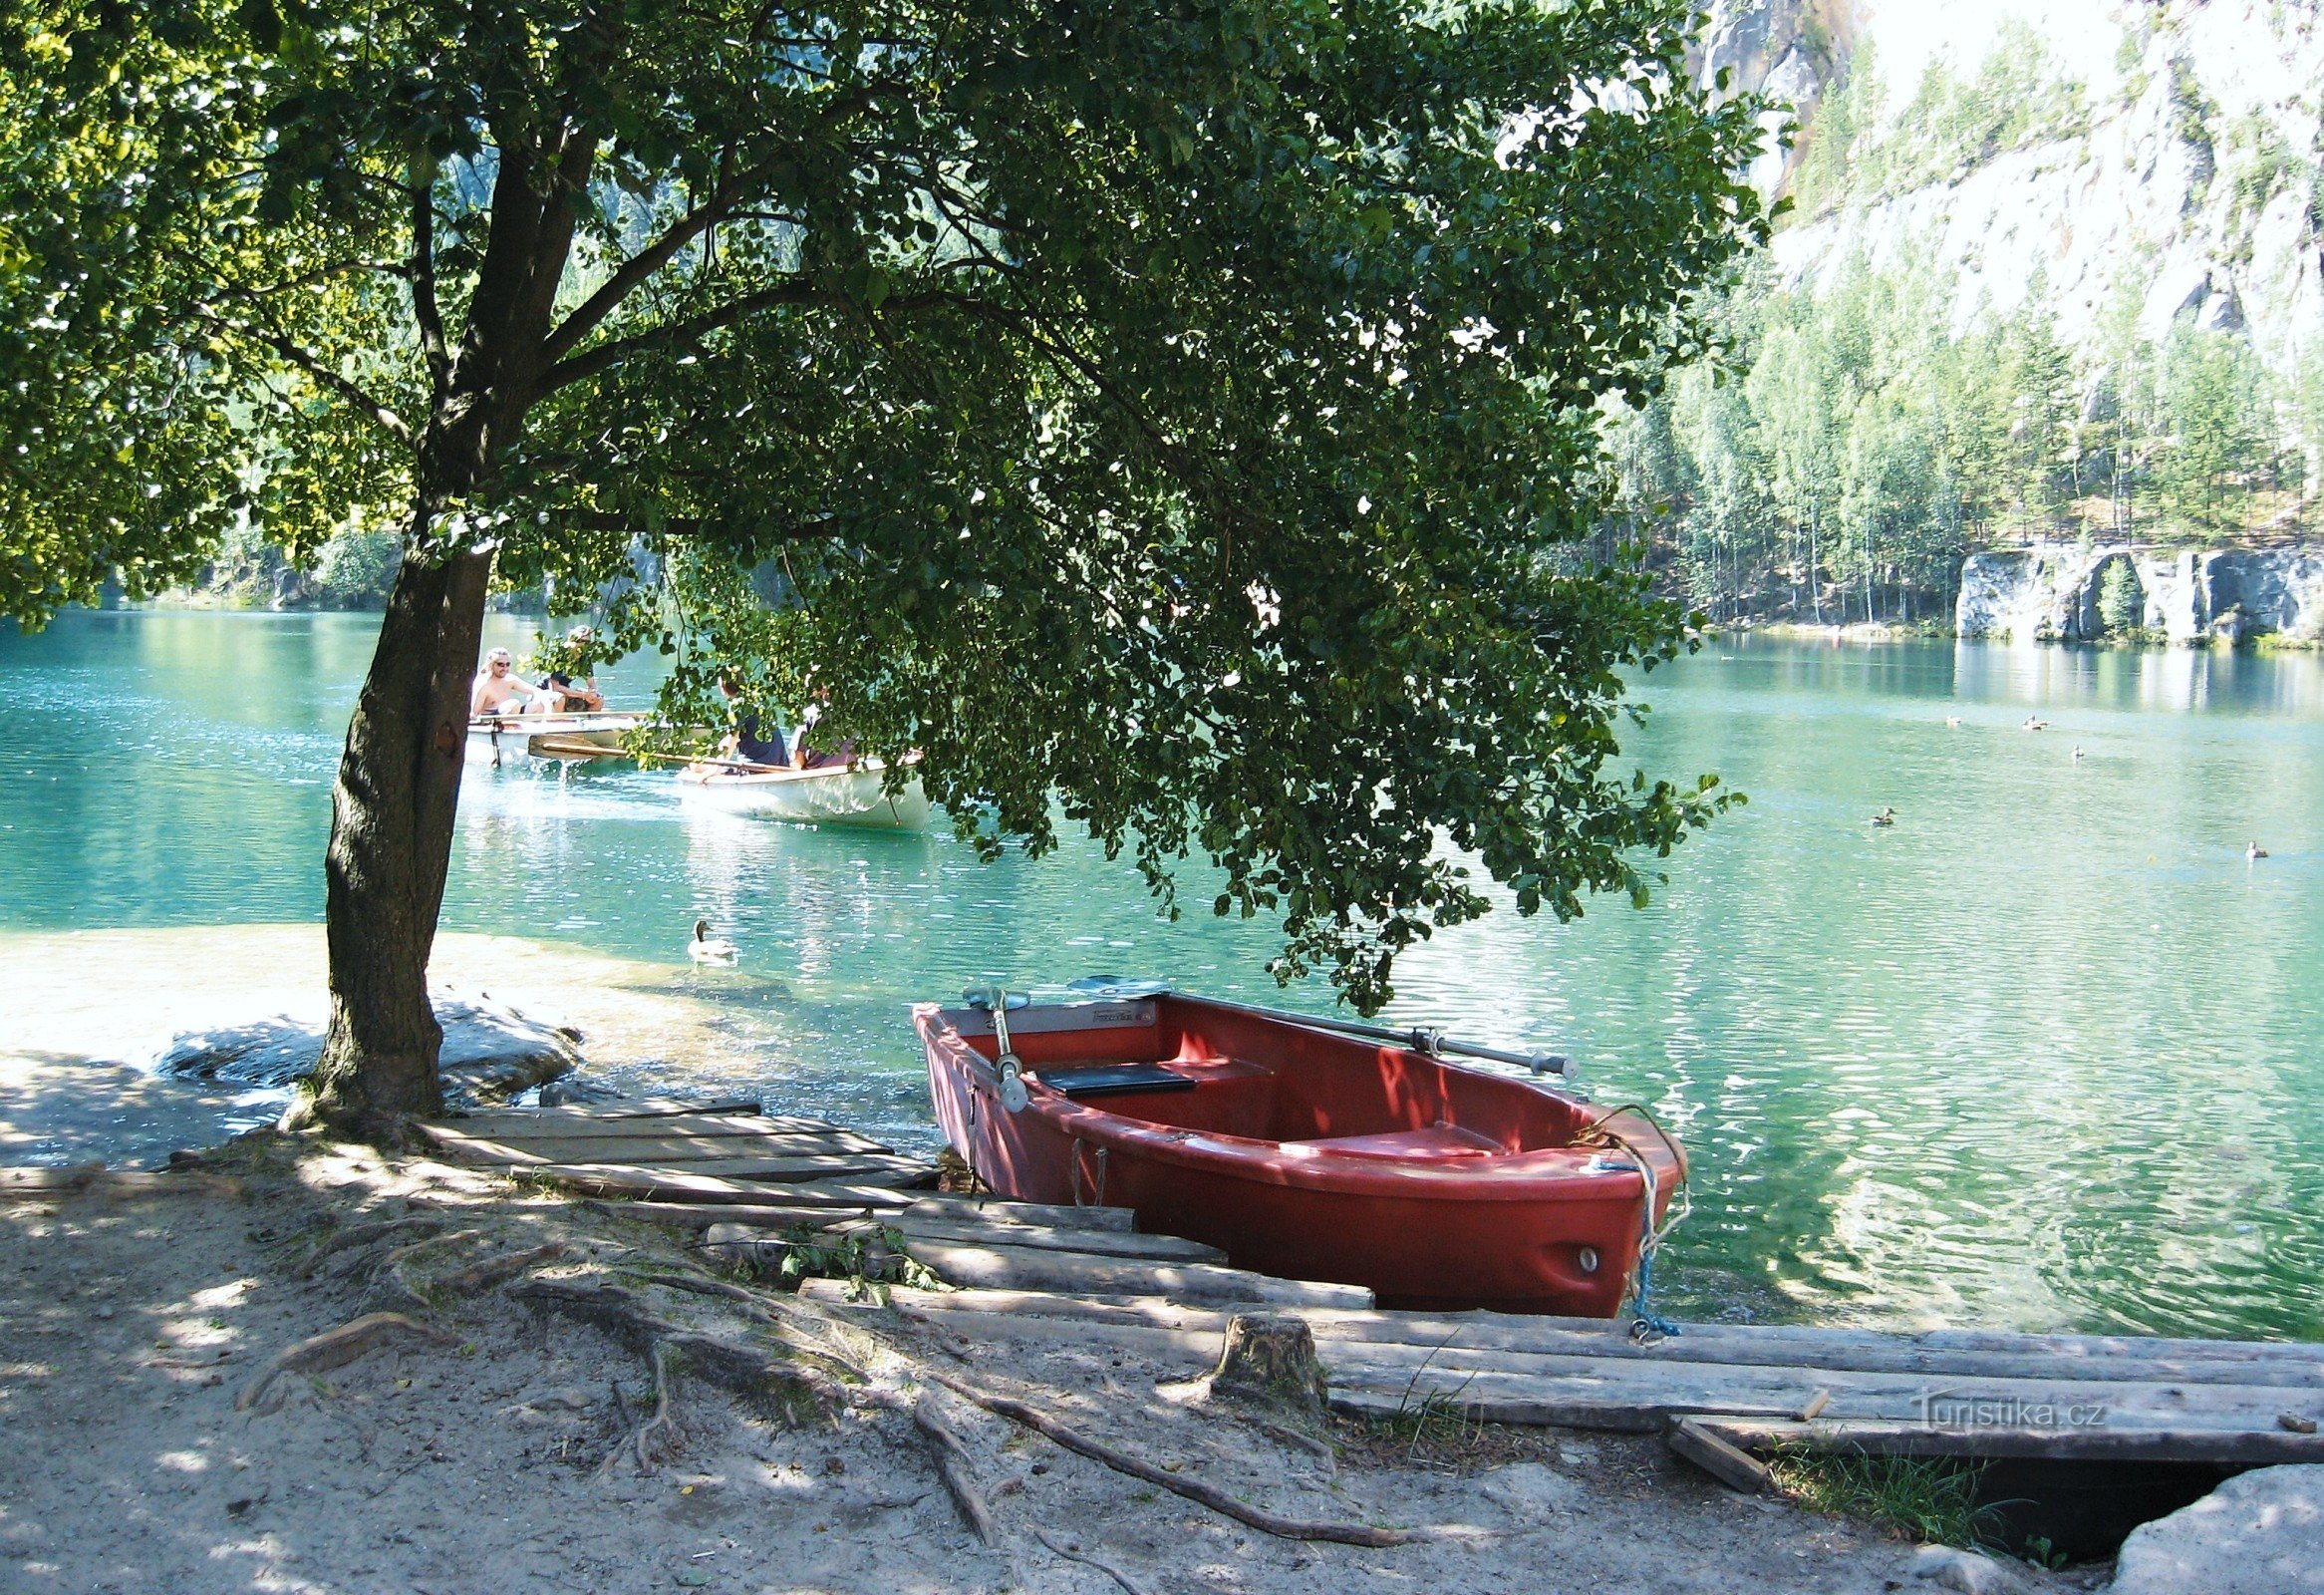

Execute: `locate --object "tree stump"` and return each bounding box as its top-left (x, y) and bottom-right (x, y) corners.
top-left (1210, 1314), bottom-right (1327, 1417)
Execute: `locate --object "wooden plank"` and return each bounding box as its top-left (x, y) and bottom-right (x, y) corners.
top-left (896, 1237), bottom-right (1372, 1310)
top-left (1320, 1351), bottom-right (2323, 1433)
top-left (1668, 1416), bottom-right (1775, 1493)
top-left (520, 1096), bottom-right (767, 1119)
top-left (903, 1196), bottom-right (1136, 1233)
top-left (809, 1290), bottom-right (1225, 1365)
top-left (587, 1198), bottom-right (902, 1229)
top-left (536, 1166), bottom-right (923, 1206)
top-left (837, 1290), bottom-right (2324, 1391)
top-left (1326, 1386), bottom-right (1684, 1435)
top-left (421, 1127), bottom-right (895, 1163)
top-left (434, 1112), bottom-right (849, 1142)
top-left (0, 1162), bottom-right (104, 1196)
top-left (1295, 1314), bottom-right (2324, 1392)
top-left (501, 1152), bottom-right (933, 1183)
top-left (891, 1217), bottom-right (1226, 1264)
top-left (1696, 1416), bottom-right (2324, 1467)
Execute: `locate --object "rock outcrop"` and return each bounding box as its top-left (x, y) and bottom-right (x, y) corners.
top-left (1956, 543), bottom-right (2324, 643)
top-left (2106, 1463), bottom-right (2324, 1594)
top-left (1702, 0), bottom-right (2324, 375)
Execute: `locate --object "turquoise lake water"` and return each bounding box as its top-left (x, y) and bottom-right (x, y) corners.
top-left (2, 610), bottom-right (2320, 1340)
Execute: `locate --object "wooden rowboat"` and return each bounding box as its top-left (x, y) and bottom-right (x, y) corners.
top-left (916, 992), bottom-right (1684, 1315)
top-left (466, 712), bottom-right (645, 766)
top-left (675, 758), bottom-right (932, 830)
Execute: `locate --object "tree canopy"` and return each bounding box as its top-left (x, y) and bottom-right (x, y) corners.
top-left (2, 0), bottom-right (1766, 1015)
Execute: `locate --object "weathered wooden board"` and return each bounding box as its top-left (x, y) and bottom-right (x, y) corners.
top-left (1697, 1415), bottom-right (2324, 1467)
top-left (831, 1288), bottom-right (2324, 1393)
top-left (534, 1165), bottom-right (927, 1206)
top-left (435, 1112), bottom-right (861, 1144)
top-left (1668, 1416), bottom-right (1775, 1493)
top-left (897, 1237), bottom-right (1372, 1310)
top-left (492, 1150), bottom-right (932, 1183)
top-left (421, 1127), bottom-right (895, 1164)
top-left (1323, 1351), bottom-right (2323, 1434)
top-left (587, 1197), bottom-right (907, 1228)
top-left (526, 1096), bottom-right (765, 1118)
top-left (0, 1162), bottom-right (104, 1196)
top-left (890, 1217), bottom-right (1226, 1264)
top-left (902, 1195), bottom-right (1137, 1233)
top-left (0, 1164), bottom-right (241, 1200)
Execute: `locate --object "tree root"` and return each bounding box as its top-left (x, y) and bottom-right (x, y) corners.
top-left (924, 1369), bottom-right (1408, 1547)
top-left (911, 1390), bottom-right (999, 1544)
top-left (508, 1277), bottom-right (847, 1431)
top-left (297, 1216), bottom-right (444, 1278)
top-left (1032, 1529), bottom-right (1152, 1595)
top-left (599, 1340), bottom-right (686, 1477)
top-left (436, 1241), bottom-right (568, 1298)
top-left (237, 1312), bottom-right (456, 1413)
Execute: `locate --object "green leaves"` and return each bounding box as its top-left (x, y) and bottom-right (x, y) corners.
top-left (3, 0), bottom-right (1763, 1011)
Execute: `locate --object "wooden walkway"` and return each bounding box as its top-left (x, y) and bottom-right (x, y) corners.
top-left (430, 1097), bottom-right (2324, 1480)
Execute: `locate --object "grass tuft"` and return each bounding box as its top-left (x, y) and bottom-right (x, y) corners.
top-left (1768, 1447), bottom-right (1992, 1546)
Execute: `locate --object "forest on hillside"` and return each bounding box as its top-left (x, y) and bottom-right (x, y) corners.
top-left (1605, 25), bottom-right (2324, 627)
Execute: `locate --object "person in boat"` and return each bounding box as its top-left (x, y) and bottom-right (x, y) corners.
top-left (788, 696), bottom-right (858, 770)
top-left (715, 672), bottom-right (788, 768)
top-left (471, 647), bottom-right (546, 716)
top-left (537, 624), bottom-right (606, 713)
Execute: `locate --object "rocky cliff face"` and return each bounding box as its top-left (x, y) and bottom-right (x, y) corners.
top-left (1703, 0), bottom-right (2324, 370)
top-left (1955, 542), bottom-right (2324, 642)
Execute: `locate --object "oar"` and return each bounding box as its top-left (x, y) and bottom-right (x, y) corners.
top-left (1171, 992), bottom-right (1578, 1080)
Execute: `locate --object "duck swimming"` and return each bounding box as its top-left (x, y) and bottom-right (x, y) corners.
top-left (2248, 841), bottom-right (2270, 862)
top-left (2022, 715), bottom-right (2049, 732)
top-left (1871, 806), bottom-right (1896, 827)
top-left (689, 919), bottom-right (740, 963)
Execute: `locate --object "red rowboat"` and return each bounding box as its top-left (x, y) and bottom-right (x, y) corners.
top-left (914, 992), bottom-right (1685, 1316)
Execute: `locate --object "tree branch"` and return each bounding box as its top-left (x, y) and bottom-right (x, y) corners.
top-left (411, 176), bottom-right (449, 392)
top-left (187, 306), bottom-right (415, 448)
top-left (531, 280), bottom-right (828, 397)
top-left (537, 192), bottom-right (738, 369)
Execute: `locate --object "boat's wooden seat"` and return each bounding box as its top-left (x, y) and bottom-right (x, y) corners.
top-left (1288, 1123), bottom-right (1503, 1160)
top-left (1036, 1062), bottom-right (1197, 1098)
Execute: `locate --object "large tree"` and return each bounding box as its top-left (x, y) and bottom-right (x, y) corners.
top-left (0, 0), bottom-right (1763, 1138)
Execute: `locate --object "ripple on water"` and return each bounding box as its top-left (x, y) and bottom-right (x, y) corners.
top-left (5, 617), bottom-right (2324, 1338)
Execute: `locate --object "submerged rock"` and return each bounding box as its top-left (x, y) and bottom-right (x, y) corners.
top-left (152, 997), bottom-right (580, 1106)
top-left (2107, 1463), bottom-right (2324, 1594)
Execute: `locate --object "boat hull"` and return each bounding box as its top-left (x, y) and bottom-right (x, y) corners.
top-left (916, 995), bottom-right (1681, 1315)
top-left (676, 761), bottom-right (932, 830)
top-left (467, 713), bottom-right (643, 766)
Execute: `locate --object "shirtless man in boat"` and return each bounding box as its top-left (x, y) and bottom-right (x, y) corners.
top-left (470, 647), bottom-right (547, 717)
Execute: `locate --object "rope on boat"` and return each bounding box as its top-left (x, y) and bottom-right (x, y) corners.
top-left (1578, 1103), bottom-right (1690, 1342)
top-left (1067, 1139), bottom-right (1109, 1208)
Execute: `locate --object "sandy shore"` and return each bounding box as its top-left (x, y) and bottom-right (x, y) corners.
top-left (0, 925), bottom-right (768, 1169)
top-left (0, 1134), bottom-right (2011, 1595)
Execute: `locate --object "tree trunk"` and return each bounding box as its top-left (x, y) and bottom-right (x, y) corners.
top-left (289, 529), bottom-right (491, 1139)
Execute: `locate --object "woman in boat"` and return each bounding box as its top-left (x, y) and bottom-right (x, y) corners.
top-left (789, 698), bottom-right (858, 770)
top-left (535, 624), bottom-right (606, 712)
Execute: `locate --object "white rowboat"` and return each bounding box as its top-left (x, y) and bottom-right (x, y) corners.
top-left (467, 712), bottom-right (645, 766)
top-left (675, 759), bottom-right (933, 830)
